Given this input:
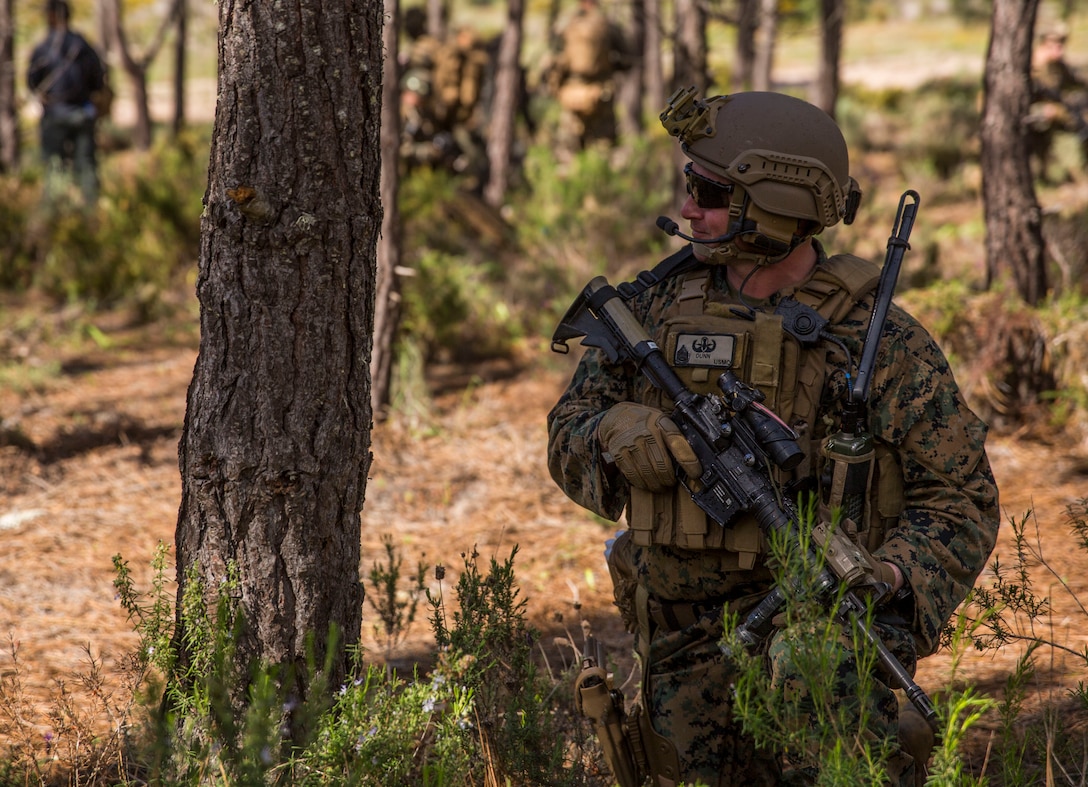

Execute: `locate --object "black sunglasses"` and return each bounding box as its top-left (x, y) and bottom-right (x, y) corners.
top-left (684, 163), bottom-right (734, 210)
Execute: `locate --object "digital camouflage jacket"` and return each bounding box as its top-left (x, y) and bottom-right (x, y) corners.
top-left (547, 243), bottom-right (1000, 656)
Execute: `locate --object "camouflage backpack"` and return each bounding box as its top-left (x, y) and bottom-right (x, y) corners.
top-left (561, 8), bottom-right (612, 80)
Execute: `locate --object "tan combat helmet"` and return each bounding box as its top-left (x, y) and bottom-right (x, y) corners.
top-left (660, 88), bottom-right (861, 264)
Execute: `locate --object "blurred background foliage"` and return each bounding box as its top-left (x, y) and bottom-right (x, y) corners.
top-left (2, 4), bottom-right (1088, 444)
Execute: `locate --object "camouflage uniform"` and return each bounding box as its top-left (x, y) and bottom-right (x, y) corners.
top-left (547, 0), bottom-right (629, 157)
top-left (1027, 28), bottom-right (1088, 181)
top-left (399, 8), bottom-right (454, 173)
top-left (26, 0), bottom-right (106, 206)
top-left (548, 243), bottom-right (1000, 786)
top-left (431, 27), bottom-right (492, 189)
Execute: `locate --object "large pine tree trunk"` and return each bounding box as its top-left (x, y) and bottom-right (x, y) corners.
top-left (484, 0), bottom-right (524, 207)
top-left (981, 0), bottom-right (1048, 305)
top-left (174, 0), bottom-right (380, 720)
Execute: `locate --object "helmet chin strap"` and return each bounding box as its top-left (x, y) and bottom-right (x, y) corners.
top-left (694, 238), bottom-right (795, 267)
top-left (695, 189), bottom-right (806, 267)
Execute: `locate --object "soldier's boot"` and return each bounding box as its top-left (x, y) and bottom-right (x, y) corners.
top-left (898, 703), bottom-right (936, 787)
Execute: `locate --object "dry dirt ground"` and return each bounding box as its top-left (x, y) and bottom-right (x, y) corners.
top-left (1, 293), bottom-right (1087, 773)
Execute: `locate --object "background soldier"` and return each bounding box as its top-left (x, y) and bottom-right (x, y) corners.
top-left (26, 0), bottom-right (107, 208)
top-left (548, 90), bottom-right (1000, 786)
top-left (1026, 20), bottom-right (1088, 182)
top-left (545, 0), bottom-right (630, 159)
top-left (431, 25), bottom-right (492, 190)
top-left (399, 6), bottom-right (450, 173)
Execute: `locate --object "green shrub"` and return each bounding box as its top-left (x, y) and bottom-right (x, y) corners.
top-left (3, 128), bottom-right (207, 313)
top-left (96, 541), bottom-right (605, 786)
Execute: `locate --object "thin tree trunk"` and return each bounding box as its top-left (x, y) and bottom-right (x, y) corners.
top-left (0, 0), bottom-right (17, 172)
top-left (172, 0), bottom-right (186, 135)
top-left (373, 0), bottom-right (402, 415)
top-left (616, 0), bottom-right (644, 136)
top-left (752, 0), bottom-right (777, 91)
top-left (643, 0), bottom-right (664, 112)
top-left (733, 0), bottom-right (757, 92)
top-left (812, 0), bottom-right (843, 117)
top-left (95, 0), bottom-right (111, 62)
top-left (981, 0), bottom-right (1048, 304)
top-left (484, 0), bottom-right (524, 207)
top-left (427, 0), bottom-right (446, 41)
top-left (174, 0), bottom-right (379, 727)
top-left (673, 0), bottom-right (707, 93)
top-left (101, 0), bottom-right (182, 149)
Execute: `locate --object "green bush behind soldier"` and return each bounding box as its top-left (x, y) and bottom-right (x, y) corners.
top-left (26, 0), bottom-right (107, 208)
top-left (544, 0), bottom-right (630, 158)
top-left (547, 90), bottom-right (1000, 786)
top-left (1026, 20), bottom-right (1088, 182)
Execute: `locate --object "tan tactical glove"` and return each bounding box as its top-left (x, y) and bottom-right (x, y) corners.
top-left (597, 403), bottom-right (703, 492)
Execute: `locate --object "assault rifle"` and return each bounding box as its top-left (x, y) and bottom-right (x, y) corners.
top-left (550, 237), bottom-right (936, 732)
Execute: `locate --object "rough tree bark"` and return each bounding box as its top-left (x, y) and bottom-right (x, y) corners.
top-left (980, 0), bottom-right (1048, 305)
top-left (173, 0), bottom-right (380, 722)
top-left (484, 0), bottom-right (524, 207)
top-left (812, 0), bottom-right (844, 117)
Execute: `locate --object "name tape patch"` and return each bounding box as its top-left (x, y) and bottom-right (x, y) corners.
top-left (673, 333), bottom-right (736, 368)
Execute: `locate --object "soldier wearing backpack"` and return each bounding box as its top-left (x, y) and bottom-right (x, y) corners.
top-left (546, 0), bottom-right (630, 159)
top-left (27, 0), bottom-right (107, 207)
top-left (431, 25), bottom-right (492, 189)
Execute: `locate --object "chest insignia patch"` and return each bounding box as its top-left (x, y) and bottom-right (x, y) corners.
top-left (673, 333), bottom-right (736, 368)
